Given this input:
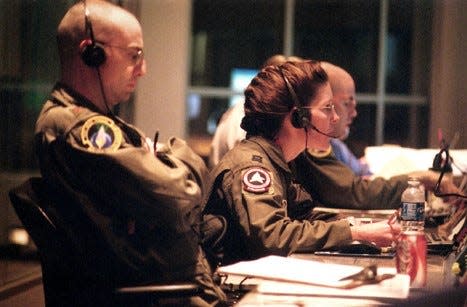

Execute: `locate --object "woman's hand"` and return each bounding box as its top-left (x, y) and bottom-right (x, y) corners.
top-left (350, 220), bottom-right (400, 247)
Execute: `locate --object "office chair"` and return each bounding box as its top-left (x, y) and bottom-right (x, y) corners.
top-left (8, 177), bottom-right (201, 306)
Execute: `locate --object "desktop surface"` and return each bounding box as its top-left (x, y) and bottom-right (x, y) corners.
top-left (235, 252), bottom-right (466, 306)
top-left (234, 209), bottom-right (467, 306)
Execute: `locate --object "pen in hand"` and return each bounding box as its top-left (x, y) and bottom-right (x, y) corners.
top-left (153, 130), bottom-right (159, 153)
top-left (387, 210), bottom-right (401, 247)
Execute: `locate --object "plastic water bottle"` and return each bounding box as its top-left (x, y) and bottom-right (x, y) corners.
top-left (400, 177), bottom-right (426, 231)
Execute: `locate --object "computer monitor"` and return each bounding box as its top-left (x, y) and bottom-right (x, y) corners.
top-left (229, 68), bottom-right (258, 107)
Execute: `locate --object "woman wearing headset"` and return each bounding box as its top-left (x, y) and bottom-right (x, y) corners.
top-left (202, 60), bottom-right (399, 266)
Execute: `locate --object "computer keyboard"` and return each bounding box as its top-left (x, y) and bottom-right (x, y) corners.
top-left (425, 231), bottom-right (452, 245)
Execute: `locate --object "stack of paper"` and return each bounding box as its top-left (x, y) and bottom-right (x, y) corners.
top-left (217, 255), bottom-right (410, 299)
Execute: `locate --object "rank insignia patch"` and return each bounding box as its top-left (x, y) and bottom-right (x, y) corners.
top-left (242, 167), bottom-right (271, 193)
top-left (81, 116), bottom-right (122, 152)
top-left (251, 155), bottom-right (263, 163)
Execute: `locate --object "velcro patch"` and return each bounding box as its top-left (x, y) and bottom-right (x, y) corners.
top-left (81, 116), bottom-right (122, 152)
top-left (242, 167), bottom-right (271, 194)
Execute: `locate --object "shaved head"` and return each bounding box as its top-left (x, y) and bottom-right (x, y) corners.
top-left (57, 0), bottom-right (138, 66)
top-left (56, 0), bottom-right (145, 110)
top-left (321, 62), bottom-right (357, 140)
top-left (320, 62), bottom-right (353, 95)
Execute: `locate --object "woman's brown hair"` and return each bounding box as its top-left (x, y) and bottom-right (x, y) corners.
top-left (241, 60), bottom-right (328, 140)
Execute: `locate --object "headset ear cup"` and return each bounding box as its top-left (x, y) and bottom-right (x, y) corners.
top-left (81, 42), bottom-right (106, 67)
top-left (291, 109), bottom-right (302, 128)
top-left (291, 107), bottom-right (311, 129)
top-left (301, 108), bottom-right (311, 128)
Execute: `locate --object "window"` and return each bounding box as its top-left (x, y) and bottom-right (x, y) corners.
top-left (188, 0), bottom-right (433, 157)
top-left (0, 1), bottom-right (71, 170)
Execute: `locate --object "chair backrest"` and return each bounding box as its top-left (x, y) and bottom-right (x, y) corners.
top-left (8, 178), bottom-right (60, 260)
top-left (9, 177), bottom-right (204, 306)
top-left (8, 177), bottom-right (118, 306)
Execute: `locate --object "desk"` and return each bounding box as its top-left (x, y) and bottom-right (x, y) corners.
top-left (229, 207), bottom-right (467, 306)
top-left (235, 252), bottom-right (466, 306)
top-left (0, 260), bottom-right (43, 307)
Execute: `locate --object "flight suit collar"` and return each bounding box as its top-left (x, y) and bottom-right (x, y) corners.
top-left (307, 145), bottom-right (333, 158)
top-left (247, 136), bottom-right (292, 175)
top-left (51, 82), bottom-right (103, 114)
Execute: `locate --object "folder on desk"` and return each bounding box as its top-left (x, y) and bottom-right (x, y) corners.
top-left (217, 255), bottom-right (410, 299)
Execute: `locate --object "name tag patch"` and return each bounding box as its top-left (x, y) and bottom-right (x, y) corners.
top-left (242, 167), bottom-right (271, 193)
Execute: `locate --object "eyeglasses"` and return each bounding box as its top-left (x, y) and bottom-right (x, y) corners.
top-left (320, 102), bottom-right (335, 113)
top-left (97, 41), bottom-right (144, 65)
top-left (300, 102), bottom-right (335, 115)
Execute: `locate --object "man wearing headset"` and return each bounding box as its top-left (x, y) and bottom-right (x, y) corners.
top-left (324, 63), bottom-right (372, 177)
top-left (34, 1), bottom-right (225, 305)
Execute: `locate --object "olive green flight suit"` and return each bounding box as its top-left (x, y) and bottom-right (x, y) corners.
top-left (203, 136), bottom-right (351, 266)
top-left (35, 82), bottom-right (226, 306)
top-left (292, 149), bottom-right (408, 210)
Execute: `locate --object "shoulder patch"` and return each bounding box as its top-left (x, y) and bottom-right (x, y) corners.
top-left (81, 116), bottom-right (122, 152)
top-left (242, 167), bottom-right (271, 194)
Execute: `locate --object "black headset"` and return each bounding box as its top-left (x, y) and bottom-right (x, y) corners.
top-left (81, 1), bottom-right (106, 67)
top-left (279, 67), bottom-right (311, 129)
top-left (80, 1), bottom-right (113, 115)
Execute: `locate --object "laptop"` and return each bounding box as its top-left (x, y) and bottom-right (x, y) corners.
top-left (425, 208), bottom-right (466, 255)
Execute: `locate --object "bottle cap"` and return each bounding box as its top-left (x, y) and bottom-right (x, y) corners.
top-left (451, 262), bottom-right (461, 275)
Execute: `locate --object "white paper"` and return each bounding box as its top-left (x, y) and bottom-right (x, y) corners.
top-left (218, 255), bottom-right (410, 299)
top-left (257, 272), bottom-right (410, 299)
top-left (217, 256), bottom-right (405, 289)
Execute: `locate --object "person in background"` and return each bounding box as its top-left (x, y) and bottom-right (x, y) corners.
top-left (208, 54), bottom-right (303, 168)
top-left (321, 62), bottom-right (372, 176)
top-left (208, 100), bottom-right (245, 168)
top-left (202, 61), bottom-right (399, 266)
top-left (291, 62), bottom-right (460, 210)
top-left (208, 56), bottom-right (371, 177)
top-left (34, 1), bottom-right (225, 305)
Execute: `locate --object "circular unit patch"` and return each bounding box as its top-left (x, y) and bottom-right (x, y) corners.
top-left (242, 167), bottom-right (271, 193)
top-left (81, 116), bottom-right (122, 152)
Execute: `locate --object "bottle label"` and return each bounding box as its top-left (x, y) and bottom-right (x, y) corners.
top-left (396, 231), bottom-right (427, 287)
top-left (400, 202), bottom-right (425, 221)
